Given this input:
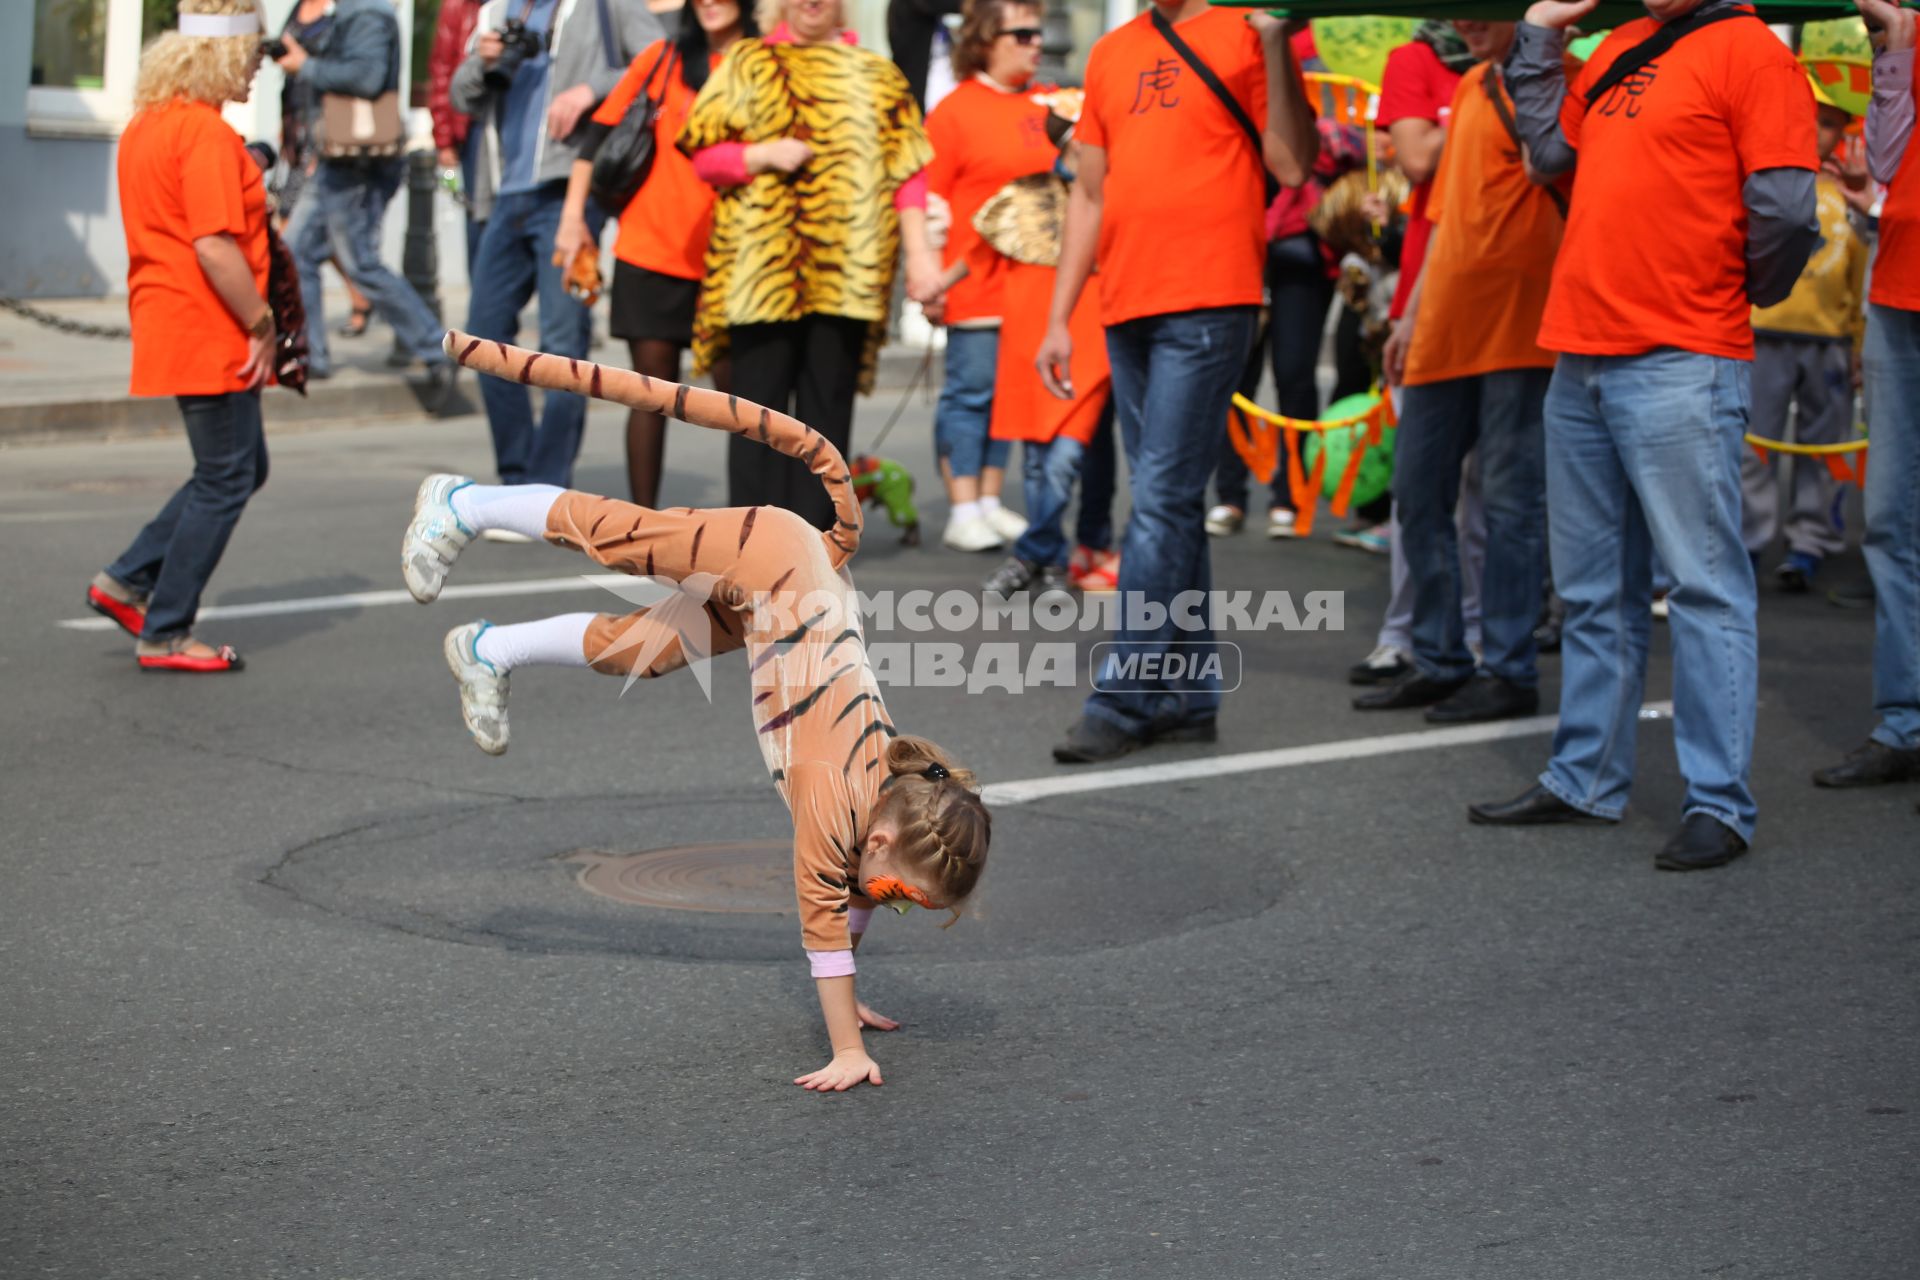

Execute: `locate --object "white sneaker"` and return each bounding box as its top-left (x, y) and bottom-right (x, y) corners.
top-left (480, 528), bottom-right (535, 544)
top-left (942, 514), bottom-right (1005, 552)
top-left (1205, 504), bottom-right (1245, 536)
top-left (1266, 508), bottom-right (1299, 539)
top-left (444, 621), bottom-right (510, 755)
top-left (403, 473), bottom-right (476, 603)
top-left (984, 504), bottom-right (1028, 542)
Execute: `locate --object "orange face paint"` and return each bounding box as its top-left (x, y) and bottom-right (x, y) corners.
top-left (864, 874), bottom-right (938, 914)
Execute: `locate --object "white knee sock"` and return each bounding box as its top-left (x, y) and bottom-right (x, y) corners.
top-left (474, 613), bottom-right (594, 672)
top-left (978, 493), bottom-right (1002, 516)
top-left (952, 500), bottom-right (982, 525)
top-left (450, 483), bottom-right (565, 541)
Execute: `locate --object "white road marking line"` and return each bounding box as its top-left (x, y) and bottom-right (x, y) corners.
top-left (57, 573), bottom-right (668, 631)
top-left (979, 703), bottom-right (1675, 807)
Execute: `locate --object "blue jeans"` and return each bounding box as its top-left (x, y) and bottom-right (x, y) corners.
top-left (934, 327), bottom-right (1011, 478)
top-left (1862, 303), bottom-right (1920, 750)
top-left (467, 182), bottom-right (595, 486)
top-left (1076, 406), bottom-right (1118, 551)
top-left (105, 391), bottom-right (268, 641)
top-left (288, 158), bottom-right (448, 378)
top-left (1539, 349), bottom-right (1758, 839)
top-left (1394, 368), bottom-right (1549, 686)
top-left (1084, 306), bottom-right (1258, 737)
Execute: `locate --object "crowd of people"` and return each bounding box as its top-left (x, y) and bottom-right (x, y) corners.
top-left (82, 0), bottom-right (1918, 876)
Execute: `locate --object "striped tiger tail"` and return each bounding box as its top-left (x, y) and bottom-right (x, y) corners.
top-left (442, 329), bottom-right (861, 566)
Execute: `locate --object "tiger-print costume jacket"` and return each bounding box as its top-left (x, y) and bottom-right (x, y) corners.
top-left (677, 39), bottom-right (933, 394)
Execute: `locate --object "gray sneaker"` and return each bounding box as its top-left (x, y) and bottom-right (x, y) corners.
top-left (1034, 563), bottom-right (1076, 603)
top-left (403, 473), bottom-right (475, 603)
top-left (444, 620), bottom-right (510, 755)
top-left (982, 556), bottom-right (1038, 597)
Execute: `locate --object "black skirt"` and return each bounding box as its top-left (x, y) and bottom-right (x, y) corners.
top-left (609, 261), bottom-right (700, 345)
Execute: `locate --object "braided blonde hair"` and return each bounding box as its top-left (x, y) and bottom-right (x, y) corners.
top-left (870, 735), bottom-right (990, 917)
top-left (134, 0), bottom-right (266, 111)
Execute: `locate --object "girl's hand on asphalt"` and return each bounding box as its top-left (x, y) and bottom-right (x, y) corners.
top-left (856, 1001), bottom-right (899, 1031)
top-left (795, 1049), bottom-right (884, 1091)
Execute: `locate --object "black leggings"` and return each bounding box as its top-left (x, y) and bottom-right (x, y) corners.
top-left (726, 315), bottom-right (866, 530)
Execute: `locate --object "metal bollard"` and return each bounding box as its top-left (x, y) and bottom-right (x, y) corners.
top-left (393, 149), bottom-right (442, 365)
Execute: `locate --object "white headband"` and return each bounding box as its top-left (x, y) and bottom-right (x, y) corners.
top-left (177, 12), bottom-right (262, 36)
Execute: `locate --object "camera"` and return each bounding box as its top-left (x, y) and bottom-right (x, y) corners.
top-left (260, 36), bottom-right (288, 58)
top-left (484, 19), bottom-right (548, 90)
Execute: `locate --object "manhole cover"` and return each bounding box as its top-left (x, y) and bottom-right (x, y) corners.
top-left (564, 840), bottom-right (792, 913)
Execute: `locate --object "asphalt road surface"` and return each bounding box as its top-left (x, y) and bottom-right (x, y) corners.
top-left (2, 393), bottom-right (1914, 1279)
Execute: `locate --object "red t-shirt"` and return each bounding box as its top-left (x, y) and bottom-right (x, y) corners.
top-left (1538, 13), bottom-right (1818, 360)
top-left (1376, 40), bottom-right (1461, 321)
top-left (1870, 50), bottom-right (1919, 311)
top-left (592, 41), bottom-right (719, 281)
top-left (1079, 9), bottom-right (1307, 326)
top-left (117, 99), bottom-right (270, 397)
top-left (925, 78), bottom-right (1059, 325)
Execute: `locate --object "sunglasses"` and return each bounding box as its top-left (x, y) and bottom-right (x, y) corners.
top-left (999, 26), bottom-right (1043, 45)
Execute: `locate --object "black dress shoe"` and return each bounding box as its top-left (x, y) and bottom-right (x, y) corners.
top-left (1468, 784), bottom-right (1616, 826)
top-left (1655, 812), bottom-right (1749, 871)
top-left (1053, 716), bottom-right (1148, 764)
top-left (1425, 674), bottom-right (1541, 724)
top-left (1352, 669), bottom-right (1469, 711)
top-left (1811, 739), bottom-right (1920, 788)
top-left (1347, 647), bottom-right (1410, 686)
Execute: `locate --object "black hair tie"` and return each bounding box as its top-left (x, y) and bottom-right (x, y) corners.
top-left (922, 762), bottom-right (949, 781)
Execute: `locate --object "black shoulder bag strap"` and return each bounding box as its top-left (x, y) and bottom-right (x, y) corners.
top-left (1149, 8), bottom-right (1280, 206)
top-left (1483, 65), bottom-right (1569, 219)
top-left (594, 0), bottom-right (621, 69)
top-left (1582, 6), bottom-right (1756, 107)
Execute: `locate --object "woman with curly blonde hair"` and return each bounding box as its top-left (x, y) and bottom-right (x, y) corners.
top-left (84, 1), bottom-right (273, 672)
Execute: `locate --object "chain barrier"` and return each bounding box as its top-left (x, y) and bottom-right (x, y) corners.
top-left (0, 296), bottom-right (132, 341)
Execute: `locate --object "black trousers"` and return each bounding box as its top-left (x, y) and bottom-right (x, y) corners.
top-left (726, 315), bottom-right (867, 530)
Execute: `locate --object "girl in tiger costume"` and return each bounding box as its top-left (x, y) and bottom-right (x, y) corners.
top-left (404, 331), bottom-right (990, 1093)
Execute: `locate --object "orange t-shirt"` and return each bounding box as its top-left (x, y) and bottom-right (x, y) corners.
top-left (592, 41), bottom-right (718, 281)
top-left (1869, 50), bottom-right (1919, 311)
top-left (1079, 9), bottom-right (1305, 326)
top-left (925, 78), bottom-right (1059, 325)
top-left (1537, 12), bottom-right (1817, 361)
top-left (117, 99), bottom-right (269, 397)
top-left (1405, 63), bottom-right (1571, 386)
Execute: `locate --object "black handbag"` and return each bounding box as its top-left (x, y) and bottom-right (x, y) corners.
top-left (590, 44), bottom-right (678, 215)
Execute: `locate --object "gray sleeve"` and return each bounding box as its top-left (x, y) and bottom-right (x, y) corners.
top-left (450, 50), bottom-right (490, 115)
top-left (591, 2), bottom-right (666, 101)
top-left (1866, 47), bottom-right (1914, 186)
top-left (1744, 167), bottom-right (1819, 309)
top-left (1504, 22), bottom-right (1578, 179)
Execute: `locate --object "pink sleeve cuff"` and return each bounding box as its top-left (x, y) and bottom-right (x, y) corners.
top-left (847, 905), bottom-right (874, 934)
top-left (894, 171), bottom-right (927, 212)
top-left (806, 949), bottom-right (857, 979)
top-left (693, 143), bottom-right (753, 187)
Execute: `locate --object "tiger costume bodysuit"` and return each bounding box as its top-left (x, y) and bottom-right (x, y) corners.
top-left (676, 36), bottom-right (932, 394)
top-left (448, 332), bottom-right (893, 971)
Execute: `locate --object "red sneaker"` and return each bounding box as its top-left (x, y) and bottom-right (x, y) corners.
top-left (86, 584), bottom-right (147, 638)
top-left (1068, 545), bottom-right (1120, 593)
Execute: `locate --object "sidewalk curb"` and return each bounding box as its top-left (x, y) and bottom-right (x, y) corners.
top-left (0, 347), bottom-right (942, 445)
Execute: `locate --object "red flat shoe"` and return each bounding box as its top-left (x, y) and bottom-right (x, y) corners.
top-left (86, 584), bottom-right (147, 638)
top-left (137, 644), bottom-right (245, 673)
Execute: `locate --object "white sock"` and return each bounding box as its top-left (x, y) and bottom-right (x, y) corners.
top-left (977, 494), bottom-right (1002, 516)
top-left (450, 483), bottom-right (565, 541)
top-left (952, 500), bottom-right (982, 525)
top-left (474, 613), bottom-right (595, 672)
